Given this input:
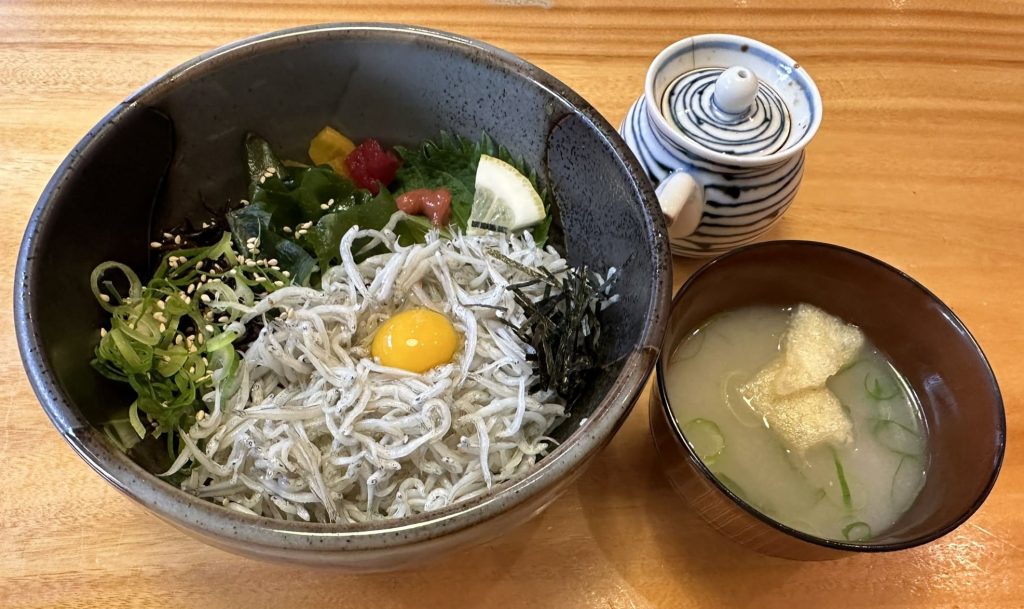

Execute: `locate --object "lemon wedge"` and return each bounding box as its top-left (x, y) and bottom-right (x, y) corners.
top-left (468, 154), bottom-right (546, 235)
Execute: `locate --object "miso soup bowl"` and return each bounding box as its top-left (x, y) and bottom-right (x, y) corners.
top-left (650, 241), bottom-right (1005, 560)
top-left (15, 23), bottom-right (671, 569)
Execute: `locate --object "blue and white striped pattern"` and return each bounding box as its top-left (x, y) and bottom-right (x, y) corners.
top-left (621, 96), bottom-right (804, 257)
top-left (662, 68), bottom-right (793, 157)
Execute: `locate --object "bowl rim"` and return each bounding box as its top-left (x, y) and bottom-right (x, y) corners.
top-left (655, 239), bottom-right (1006, 553)
top-left (15, 22), bottom-right (672, 552)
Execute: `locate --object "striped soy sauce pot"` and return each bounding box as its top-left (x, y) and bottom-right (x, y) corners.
top-left (621, 34), bottom-right (823, 257)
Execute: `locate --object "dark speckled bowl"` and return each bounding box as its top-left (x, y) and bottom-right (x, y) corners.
top-left (15, 23), bottom-right (671, 569)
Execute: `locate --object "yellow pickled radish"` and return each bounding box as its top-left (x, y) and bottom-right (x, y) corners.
top-left (308, 126), bottom-right (356, 177)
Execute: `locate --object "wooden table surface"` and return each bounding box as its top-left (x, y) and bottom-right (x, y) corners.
top-left (2, 1), bottom-right (1022, 607)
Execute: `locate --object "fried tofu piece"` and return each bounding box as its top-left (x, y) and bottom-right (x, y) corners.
top-left (742, 359), bottom-right (853, 454)
top-left (773, 304), bottom-right (864, 396)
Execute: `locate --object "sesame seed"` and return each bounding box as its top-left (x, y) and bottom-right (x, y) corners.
top-left (159, 323), bottom-right (167, 332)
top-left (266, 166), bottom-right (277, 174)
top-left (189, 344), bottom-right (197, 353)
top-left (218, 316), bottom-right (229, 323)
top-left (150, 241), bottom-right (162, 249)
top-left (202, 357), bottom-right (209, 366)
top-left (174, 335), bottom-right (183, 345)
top-left (174, 235), bottom-right (182, 244)
top-left (253, 274), bottom-right (265, 281)
top-left (156, 300), bottom-right (166, 310)
top-left (236, 255), bottom-right (245, 263)
top-left (100, 328), bottom-right (107, 337)
top-left (196, 410), bottom-right (206, 421)
top-left (320, 203), bottom-right (329, 210)
top-left (204, 324), bottom-right (214, 333)
top-left (268, 258), bottom-right (278, 266)
top-left (327, 199), bottom-right (334, 206)
top-left (196, 261), bottom-right (204, 270)
top-left (186, 284), bottom-right (196, 294)
top-left (153, 312), bottom-right (167, 323)
top-left (163, 232), bottom-right (173, 239)
top-left (282, 271), bottom-right (291, 277)
top-left (197, 334), bottom-right (205, 345)
top-left (202, 222), bottom-right (210, 229)
top-left (99, 294), bottom-right (110, 302)
top-left (200, 294), bottom-right (211, 303)
top-left (258, 176), bottom-right (266, 184)
top-left (270, 265), bottom-right (280, 271)
top-left (273, 280), bottom-right (284, 287)
top-left (282, 226), bottom-right (293, 233)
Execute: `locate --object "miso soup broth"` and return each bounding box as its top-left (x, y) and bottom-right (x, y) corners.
top-left (666, 306), bottom-right (929, 542)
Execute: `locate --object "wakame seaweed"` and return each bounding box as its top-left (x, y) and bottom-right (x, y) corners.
top-left (230, 133), bottom-right (425, 285)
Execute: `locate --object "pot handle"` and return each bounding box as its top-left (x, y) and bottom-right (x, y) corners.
top-left (656, 170), bottom-right (705, 240)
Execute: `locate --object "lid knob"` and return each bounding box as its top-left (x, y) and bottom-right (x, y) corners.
top-left (712, 66), bottom-right (759, 115)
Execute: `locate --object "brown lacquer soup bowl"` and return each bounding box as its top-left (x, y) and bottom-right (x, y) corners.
top-left (651, 241), bottom-right (1004, 560)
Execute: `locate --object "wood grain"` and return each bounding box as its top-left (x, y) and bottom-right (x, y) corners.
top-left (2, 0), bottom-right (1022, 607)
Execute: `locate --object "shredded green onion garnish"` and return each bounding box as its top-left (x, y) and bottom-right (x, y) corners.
top-left (91, 231), bottom-right (288, 454)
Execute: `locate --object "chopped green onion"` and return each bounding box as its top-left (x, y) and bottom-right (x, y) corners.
top-left (90, 261), bottom-right (142, 313)
top-left (872, 418), bottom-right (925, 456)
top-left (91, 230), bottom-right (273, 456)
top-left (864, 369), bottom-right (900, 400)
top-left (842, 521), bottom-right (872, 542)
top-left (103, 417), bottom-right (143, 452)
top-left (128, 401), bottom-right (147, 439)
top-left (682, 418), bottom-right (726, 465)
top-left (832, 448), bottom-right (853, 510)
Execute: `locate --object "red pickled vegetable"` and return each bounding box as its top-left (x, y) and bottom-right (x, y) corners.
top-left (344, 138), bottom-right (400, 194)
top-left (395, 188), bottom-right (452, 226)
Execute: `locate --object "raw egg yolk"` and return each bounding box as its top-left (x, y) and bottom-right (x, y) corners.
top-left (371, 308), bottom-right (459, 373)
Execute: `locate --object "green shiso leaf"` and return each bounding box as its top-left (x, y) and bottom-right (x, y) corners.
top-left (393, 132), bottom-right (553, 245)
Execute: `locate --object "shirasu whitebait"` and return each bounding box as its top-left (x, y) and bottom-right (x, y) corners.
top-left (169, 213), bottom-right (571, 523)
